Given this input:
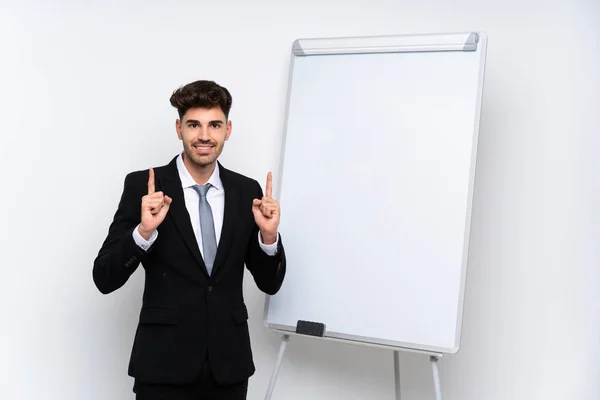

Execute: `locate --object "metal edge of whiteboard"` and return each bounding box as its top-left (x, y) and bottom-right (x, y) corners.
top-left (292, 39), bottom-right (306, 56)
top-left (262, 48), bottom-right (298, 329)
top-left (276, 44), bottom-right (298, 197)
top-left (292, 31), bottom-right (482, 55)
top-left (452, 32), bottom-right (489, 349)
top-left (266, 322), bottom-right (453, 356)
top-left (463, 32), bottom-right (480, 51)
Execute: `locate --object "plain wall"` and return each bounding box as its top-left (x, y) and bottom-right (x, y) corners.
top-left (1, 1), bottom-right (598, 399)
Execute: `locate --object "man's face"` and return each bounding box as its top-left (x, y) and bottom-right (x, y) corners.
top-left (176, 106), bottom-right (232, 169)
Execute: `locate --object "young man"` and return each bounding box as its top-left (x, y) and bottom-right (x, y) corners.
top-left (93, 80), bottom-right (286, 399)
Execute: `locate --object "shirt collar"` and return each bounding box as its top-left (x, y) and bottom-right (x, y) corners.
top-left (176, 153), bottom-right (222, 190)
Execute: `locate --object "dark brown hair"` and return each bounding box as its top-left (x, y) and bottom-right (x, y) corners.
top-left (169, 80), bottom-right (233, 120)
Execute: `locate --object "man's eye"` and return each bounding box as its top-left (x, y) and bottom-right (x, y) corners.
top-left (190, 124), bottom-right (198, 128)
top-left (211, 123), bottom-right (220, 128)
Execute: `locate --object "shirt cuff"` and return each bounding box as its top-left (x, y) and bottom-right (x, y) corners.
top-left (132, 224), bottom-right (158, 251)
top-left (258, 232), bottom-right (279, 256)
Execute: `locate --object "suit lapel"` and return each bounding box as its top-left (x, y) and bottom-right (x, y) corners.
top-left (157, 158), bottom-right (209, 279)
top-left (211, 163), bottom-right (240, 277)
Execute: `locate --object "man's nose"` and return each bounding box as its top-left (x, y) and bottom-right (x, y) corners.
top-left (197, 127), bottom-right (210, 140)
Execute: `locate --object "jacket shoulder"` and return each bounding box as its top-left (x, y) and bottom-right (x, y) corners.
top-left (219, 165), bottom-right (260, 189)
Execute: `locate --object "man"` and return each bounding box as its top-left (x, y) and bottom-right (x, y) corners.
top-left (93, 80), bottom-right (286, 399)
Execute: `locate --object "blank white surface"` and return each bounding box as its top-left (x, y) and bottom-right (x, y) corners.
top-left (266, 46), bottom-right (484, 352)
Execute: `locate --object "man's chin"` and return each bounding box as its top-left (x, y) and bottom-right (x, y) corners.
top-left (187, 153), bottom-right (217, 168)
top-left (195, 158), bottom-right (216, 167)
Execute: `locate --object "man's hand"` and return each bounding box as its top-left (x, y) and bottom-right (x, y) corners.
top-left (252, 172), bottom-right (280, 245)
top-left (138, 168), bottom-right (172, 240)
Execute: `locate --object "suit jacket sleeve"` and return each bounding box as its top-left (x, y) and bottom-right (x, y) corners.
top-left (93, 171), bottom-right (149, 294)
top-left (244, 181), bottom-right (286, 295)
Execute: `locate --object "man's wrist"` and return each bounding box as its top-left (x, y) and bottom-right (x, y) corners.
top-left (138, 225), bottom-right (153, 241)
top-left (260, 231), bottom-right (277, 245)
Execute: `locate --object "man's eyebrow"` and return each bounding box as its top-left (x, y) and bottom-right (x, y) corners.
top-left (184, 119), bottom-right (224, 125)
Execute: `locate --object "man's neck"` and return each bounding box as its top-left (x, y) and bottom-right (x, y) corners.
top-left (182, 154), bottom-right (216, 185)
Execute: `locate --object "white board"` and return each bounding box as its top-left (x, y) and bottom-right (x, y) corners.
top-left (265, 32), bottom-right (487, 354)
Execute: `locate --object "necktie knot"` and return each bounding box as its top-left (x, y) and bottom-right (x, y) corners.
top-left (193, 183), bottom-right (212, 198)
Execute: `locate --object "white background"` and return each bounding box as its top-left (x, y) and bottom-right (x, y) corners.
top-left (0, 1), bottom-right (598, 399)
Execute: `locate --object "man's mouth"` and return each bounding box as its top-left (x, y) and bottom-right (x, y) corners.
top-left (193, 144), bottom-right (214, 154)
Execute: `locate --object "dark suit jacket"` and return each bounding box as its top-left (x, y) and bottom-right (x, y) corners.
top-left (92, 156), bottom-right (286, 385)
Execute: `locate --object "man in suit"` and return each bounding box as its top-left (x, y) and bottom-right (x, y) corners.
top-left (93, 80), bottom-right (286, 399)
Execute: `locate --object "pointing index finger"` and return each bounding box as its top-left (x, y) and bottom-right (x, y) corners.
top-left (148, 168), bottom-right (155, 194)
top-left (265, 171), bottom-right (273, 199)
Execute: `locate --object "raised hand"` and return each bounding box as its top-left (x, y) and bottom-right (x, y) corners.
top-left (138, 168), bottom-right (172, 240)
top-left (252, 171), bottom-right (280, 245)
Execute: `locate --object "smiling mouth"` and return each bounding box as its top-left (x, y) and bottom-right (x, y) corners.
top-left (193, 144), bottom-right (214, 154)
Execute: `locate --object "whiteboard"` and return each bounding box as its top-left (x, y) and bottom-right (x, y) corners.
top-left (265, 32), bottom-right (487, 354)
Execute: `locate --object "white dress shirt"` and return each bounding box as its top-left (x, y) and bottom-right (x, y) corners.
top-left (132, 154), bottom-right (278, 256)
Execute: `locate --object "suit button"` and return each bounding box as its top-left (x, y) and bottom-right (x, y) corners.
top-left (208, 286), bottom-right (212, 292)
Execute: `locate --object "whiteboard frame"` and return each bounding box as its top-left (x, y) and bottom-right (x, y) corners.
top-left (264, 31), bottom-right (488, 355)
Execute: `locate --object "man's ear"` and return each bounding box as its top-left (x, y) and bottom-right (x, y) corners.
top-left (225, 119), bottom-right (232, 141)
top-left (176, 119), bottom-right (182, 140)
